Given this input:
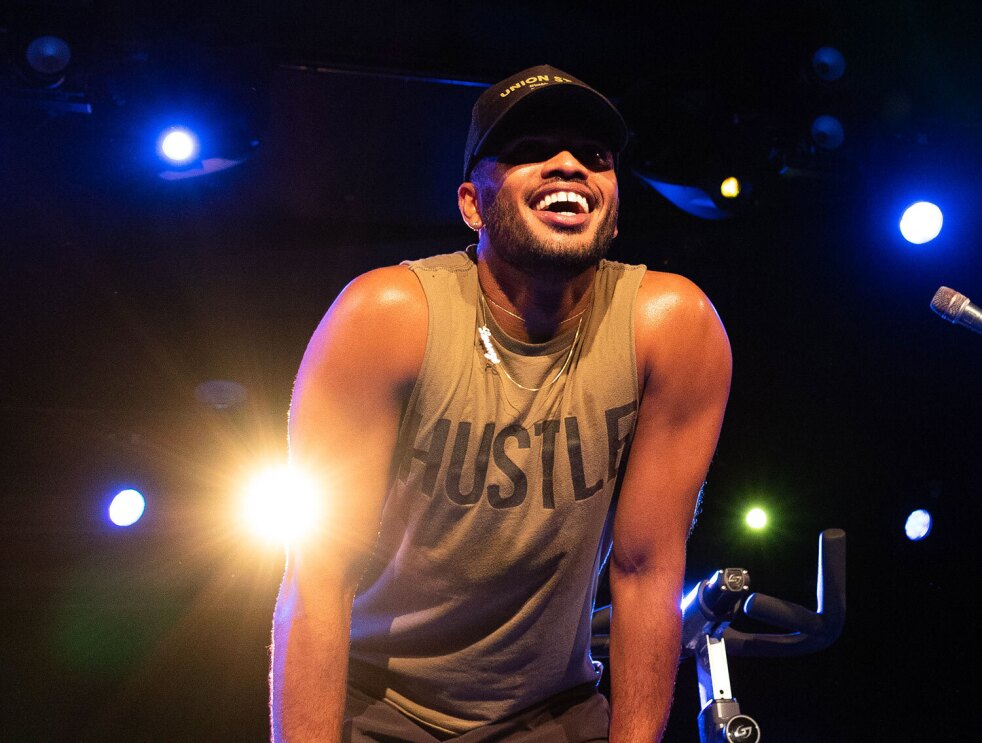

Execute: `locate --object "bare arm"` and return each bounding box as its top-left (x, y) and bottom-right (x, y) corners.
top-left (270, 266), bottom-right (426, 742)
top-left (608, 272), bottom-right (732, 743)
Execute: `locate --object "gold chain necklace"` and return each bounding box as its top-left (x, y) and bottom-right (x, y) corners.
top-left (477, 295), bottom-right (582, 392)
top-left (483, 292), bottom-right (588, 326)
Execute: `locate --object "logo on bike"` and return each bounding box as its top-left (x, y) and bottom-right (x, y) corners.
top-left (725, 715), bottom-right (760, 743)
top-left (723, 568), bottom-right (747, 592)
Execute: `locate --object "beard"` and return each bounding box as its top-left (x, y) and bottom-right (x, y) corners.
top-left (478, 187), bottom-right (618, 278)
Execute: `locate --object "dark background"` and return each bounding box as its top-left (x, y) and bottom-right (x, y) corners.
top-left (2, 2), bottom-right (981, 741)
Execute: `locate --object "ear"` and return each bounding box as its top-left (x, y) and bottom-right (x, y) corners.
top-left (458, 182), bottom-right (483, 231)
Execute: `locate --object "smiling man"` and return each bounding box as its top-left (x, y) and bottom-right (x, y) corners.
top-left (271, 65), bottom-right (732, 742)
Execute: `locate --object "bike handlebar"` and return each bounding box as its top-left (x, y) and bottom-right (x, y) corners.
top-left (723, 528), bottom-right (846, 656)
top-left (590, 529), bottom-right (846, 659)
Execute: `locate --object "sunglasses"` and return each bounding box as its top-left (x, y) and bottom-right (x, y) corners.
top-left (493, 136), bottom-right (615, 172)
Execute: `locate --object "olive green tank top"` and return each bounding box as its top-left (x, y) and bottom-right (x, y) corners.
top-left (348, 249), bottom-right (646, 734)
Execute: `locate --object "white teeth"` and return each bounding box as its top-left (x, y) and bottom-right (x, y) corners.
top-left (533, 191), bottom-right (591, 214)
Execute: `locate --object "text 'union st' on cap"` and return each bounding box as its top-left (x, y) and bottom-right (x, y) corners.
top-left (463, 64), bottom-right (629, 179)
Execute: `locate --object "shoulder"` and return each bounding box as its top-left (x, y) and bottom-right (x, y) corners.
top-left (332, 264), bottom-right (427, 319)
top-left (633, 270), bottom-right (731, 389)
top-left (299, 265), bottom-right (427, 387)
top-left (635, 270), bottom-right (718, 328)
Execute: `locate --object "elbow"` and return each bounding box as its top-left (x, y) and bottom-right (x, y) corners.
top-left (609, 543), bottom-right (655, 582)
top-left (609, 547), bottom-right (686, 616)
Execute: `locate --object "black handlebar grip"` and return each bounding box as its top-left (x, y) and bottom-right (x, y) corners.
top-left (725, 528), bottom-right (846, 657)
top-left (743, 592), bottom-right (824, 634)
top-left (592, 604), bottom-right (611, 635)
top-left (590, 633), bottom-right (610, 658)
top-left (817, 528), bottom-right (846, 637)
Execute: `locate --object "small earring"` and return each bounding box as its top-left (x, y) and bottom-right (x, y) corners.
top-left (471, 222), bottom-right (482, 231)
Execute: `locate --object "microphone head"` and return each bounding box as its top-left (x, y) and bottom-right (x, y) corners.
top-left (931, 286), bottom-right (970, 321)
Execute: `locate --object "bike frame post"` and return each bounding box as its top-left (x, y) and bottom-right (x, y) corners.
top-left (695, 634), bottom-right (736, 742)
top-left (694, 624), bottom-right (761, 742)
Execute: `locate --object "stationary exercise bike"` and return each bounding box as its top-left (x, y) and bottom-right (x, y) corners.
top-left (592, 529), bottom-right (846, 742)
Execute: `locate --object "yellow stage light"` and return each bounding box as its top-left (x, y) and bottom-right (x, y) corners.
top-left (720, 177), bottom-right (741, 199)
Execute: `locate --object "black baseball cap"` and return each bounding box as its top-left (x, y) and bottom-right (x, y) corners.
top-left (463, 64), bottom-right (628, 180)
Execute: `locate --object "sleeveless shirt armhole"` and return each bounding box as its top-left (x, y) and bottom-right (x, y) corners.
top-left (397, 263), bottom-right (435, 426)
top-left (627, 267), bottom-right (644, 412)
top-left (395, 250), bottom-right (476, 435)
top-left (600, 259), bottom-right (646, 414)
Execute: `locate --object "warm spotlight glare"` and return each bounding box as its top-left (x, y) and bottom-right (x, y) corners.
top-left (720, 177), bottom-right (741, 199)
top-left (109, 489), bottom-right (146, 527)
top-left (745, 508), bottom-right (768, 530)
top-left (905, 509), bottom-right (932, 541)
top-left (157, 126), bottom-right (200, 165)
top-left (242, 466), bottom-right (321, 545)
top-left (900, 202), bottom-right (943, 244)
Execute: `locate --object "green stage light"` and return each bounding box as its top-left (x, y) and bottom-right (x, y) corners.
top-left (745, 507), bottom-right (768, 530)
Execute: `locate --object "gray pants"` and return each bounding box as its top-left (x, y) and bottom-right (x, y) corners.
top-left (343, 683), bottom-right (610, 742)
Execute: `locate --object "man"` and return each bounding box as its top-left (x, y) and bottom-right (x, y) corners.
top-left (271, 64), bottom-right (731, 742)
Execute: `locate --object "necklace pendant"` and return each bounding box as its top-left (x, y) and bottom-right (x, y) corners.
top-left (477, 325), bottom-right (501, 365)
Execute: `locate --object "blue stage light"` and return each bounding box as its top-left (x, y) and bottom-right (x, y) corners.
top-left (109, 488), bottom-right (146, 527)
top-left (905, 509), bottom-right (932, 541)
top-left (812, 47), bottom-right (846, 83)
top-left (811, 115), bottom-right (845, 150)
top-left (899, 201), bottom-right (943, 244)
top-left (26, 36), bottom-right (72, 77)
top-left (156, 126), bottom-right (200, 166)
top-left (680, 582), bottom-right (701, 612)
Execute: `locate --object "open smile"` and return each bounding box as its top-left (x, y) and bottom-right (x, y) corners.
top-left (528, 186), bottom-right (596, 228)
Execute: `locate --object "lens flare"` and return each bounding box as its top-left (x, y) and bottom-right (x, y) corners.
top-left (241, 466), bottom-right (321, 546)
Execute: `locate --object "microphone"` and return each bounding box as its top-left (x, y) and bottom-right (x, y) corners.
top-left (931, 286), bottom-right (982, 336)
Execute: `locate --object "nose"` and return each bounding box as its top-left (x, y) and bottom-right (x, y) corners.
top-left (541, 149), bottom-right (588, 180)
